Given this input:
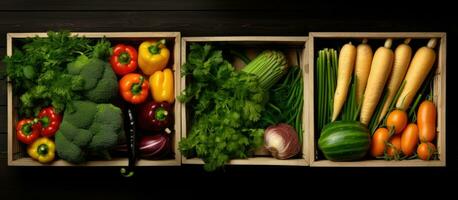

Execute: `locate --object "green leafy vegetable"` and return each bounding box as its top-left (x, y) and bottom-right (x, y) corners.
top-left (178, 43), bottom-right (267, 171)
top-left (3, 31), bottom-right (112, 116)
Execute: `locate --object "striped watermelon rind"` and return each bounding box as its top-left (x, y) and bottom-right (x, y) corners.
top-left (318, 120), bottom-right (371, 161)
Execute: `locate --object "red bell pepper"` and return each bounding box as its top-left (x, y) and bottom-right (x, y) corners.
top-left (110, 44), bottom-right (138, 76)
top-left (138, 101), bottom-right (172, 131)
top-left (16, 119), bottom-right (41, 144)
top-left (38, 107), bottom-right (62, 137)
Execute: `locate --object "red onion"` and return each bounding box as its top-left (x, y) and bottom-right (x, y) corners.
top-left (264, 123), bottom-right (301, 159)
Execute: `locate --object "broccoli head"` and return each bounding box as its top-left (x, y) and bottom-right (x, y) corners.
top-left (67, 55), bottom-right (118, 103)
top-left (55, 100), bottom-right (125, 163)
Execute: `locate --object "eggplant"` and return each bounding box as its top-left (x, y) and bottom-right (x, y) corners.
top-left (139, 132), bottom-right (171, 159)
top-left (120, 105), bottom-right (137, 178)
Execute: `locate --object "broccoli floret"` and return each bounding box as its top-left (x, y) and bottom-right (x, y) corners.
top-left (93, 104), bottom-right (123, 125)
top-left (62, 101), bottom-right (97, 129)
top-left (88, 104), bottom-right (123, 151)
top-left (55, 100), bottom-right (125, 164)
top-left (88, 124), bottom-right (119, 151)
top-left (67, 55), bottom-right (118, 103)
top-left (57, 121), bottom-right (92, 147)
top-left (68, 56), bottom-right (105, 90)
top-left (83, 64), bottom-right (118, 103)
top-left (55, 131), bottom-right (86, 164)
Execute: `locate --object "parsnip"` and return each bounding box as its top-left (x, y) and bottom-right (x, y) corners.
top-left (332, 42), bottom-right (356, 121)
top-left (360, 39), bottom-right (394, 125)
top-left (355, 39), bottom-right (373, 106)
top-left (378, 39), bottom-right (412, 122)
top-left (396, 38), bottom-right (437, 110)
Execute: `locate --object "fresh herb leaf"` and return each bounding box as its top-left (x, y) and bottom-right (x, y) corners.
top-left (179, 43), bottom-right (267, 171)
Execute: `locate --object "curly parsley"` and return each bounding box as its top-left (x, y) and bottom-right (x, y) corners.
top-left (178, 43), bottom-right (267, 171)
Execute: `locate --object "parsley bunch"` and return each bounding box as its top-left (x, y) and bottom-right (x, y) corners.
top-left (178, 44), bottom-right (267, 171)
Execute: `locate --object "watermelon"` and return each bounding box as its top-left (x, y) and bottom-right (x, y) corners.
top-left (318, 120), bottom-right (371, 161)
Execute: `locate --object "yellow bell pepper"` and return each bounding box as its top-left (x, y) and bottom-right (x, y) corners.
top-left (27, 137), bottom-right (55, 163)
top-left (150, 68), bottom-right (174, 103)
top-left (138, 39), bottom-right (170, 75)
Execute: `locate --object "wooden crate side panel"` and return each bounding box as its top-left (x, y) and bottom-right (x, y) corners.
top-left (437, 33), bottom-right (446, 163)
top-left (7, 33), bottom-right (14, 165)
top-left (180, 38), bottom-right (188, 163)
top-left (311, 160), bottom-right (445, 167)
top-left (307, 34), bottom-right (316, 165)
top-left (172, 32), bottom-right (182, 164)
top-left (301, 38), bottom-right (309, 163)
top-left (183, 36), bottom-right (308, 42)
top-left (183, 157), bottom-right (306, 166)
top-left (309, 32), bottom-right (445, 39)
top-left (6, 32), bottom-right (180, 39)
top-left (9, 158), bottom-right (180, 166)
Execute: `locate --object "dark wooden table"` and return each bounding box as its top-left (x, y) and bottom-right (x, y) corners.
top-left (1, 0), bottom-right (457, 198)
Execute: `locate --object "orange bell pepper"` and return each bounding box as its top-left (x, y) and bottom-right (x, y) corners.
top-left (119, 73), bottom-right (149, 104)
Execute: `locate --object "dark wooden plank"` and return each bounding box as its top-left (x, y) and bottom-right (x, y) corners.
top-left (0, 133), bottom-right (6, 153)
top-left (0, 0), bottom-right (292, 11)
top-left (0, 11), bottom-right (455, 47)
top-left (0, 47), bottom-right (6, 106)
top-left (0, 0), bottom-right (452, 13)
top-left (0, 79), bottom-right (5, 106)
top-left (0, 106), bottom-right (5, 133)
top-left (0, 0), bottom-right (329, 11)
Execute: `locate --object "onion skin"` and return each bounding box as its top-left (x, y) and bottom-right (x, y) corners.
top-left (264, 123), bottom-right (301, 159)
top-left (138, 134), bottom-right (171, 158)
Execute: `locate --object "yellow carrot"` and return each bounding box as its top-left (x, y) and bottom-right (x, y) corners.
top-left (360, 39), bottom-right (394, 125)
top-left (396, 38), bottom-right (437, 110)
top-left (332, 42), bottom-right (356, 121)
top-left (355, 39), bottom-right (373, 106)
top-left (378, 39), bottom-right (412, 122)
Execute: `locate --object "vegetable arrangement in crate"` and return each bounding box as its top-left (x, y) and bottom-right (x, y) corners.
top-left (315, 37), bottom-right (440, 162)
top-left (179, 43), bottom-right (304, 171)
top-left (4, 32), bottom-right (177, 171)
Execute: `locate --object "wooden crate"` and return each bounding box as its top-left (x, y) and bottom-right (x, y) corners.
top-left (181, 36), bottom-right (309, 166)
top-left (308, 32), bottom-right (446, 167)
top-left (7, 32), bottom-right (182, 166)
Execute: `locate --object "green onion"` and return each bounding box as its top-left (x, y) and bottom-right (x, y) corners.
top-left (316, 48), bottom-right (338, 136)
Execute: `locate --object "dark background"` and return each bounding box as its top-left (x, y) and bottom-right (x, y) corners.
top-left (0, 0), bottom-right (457, 198)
